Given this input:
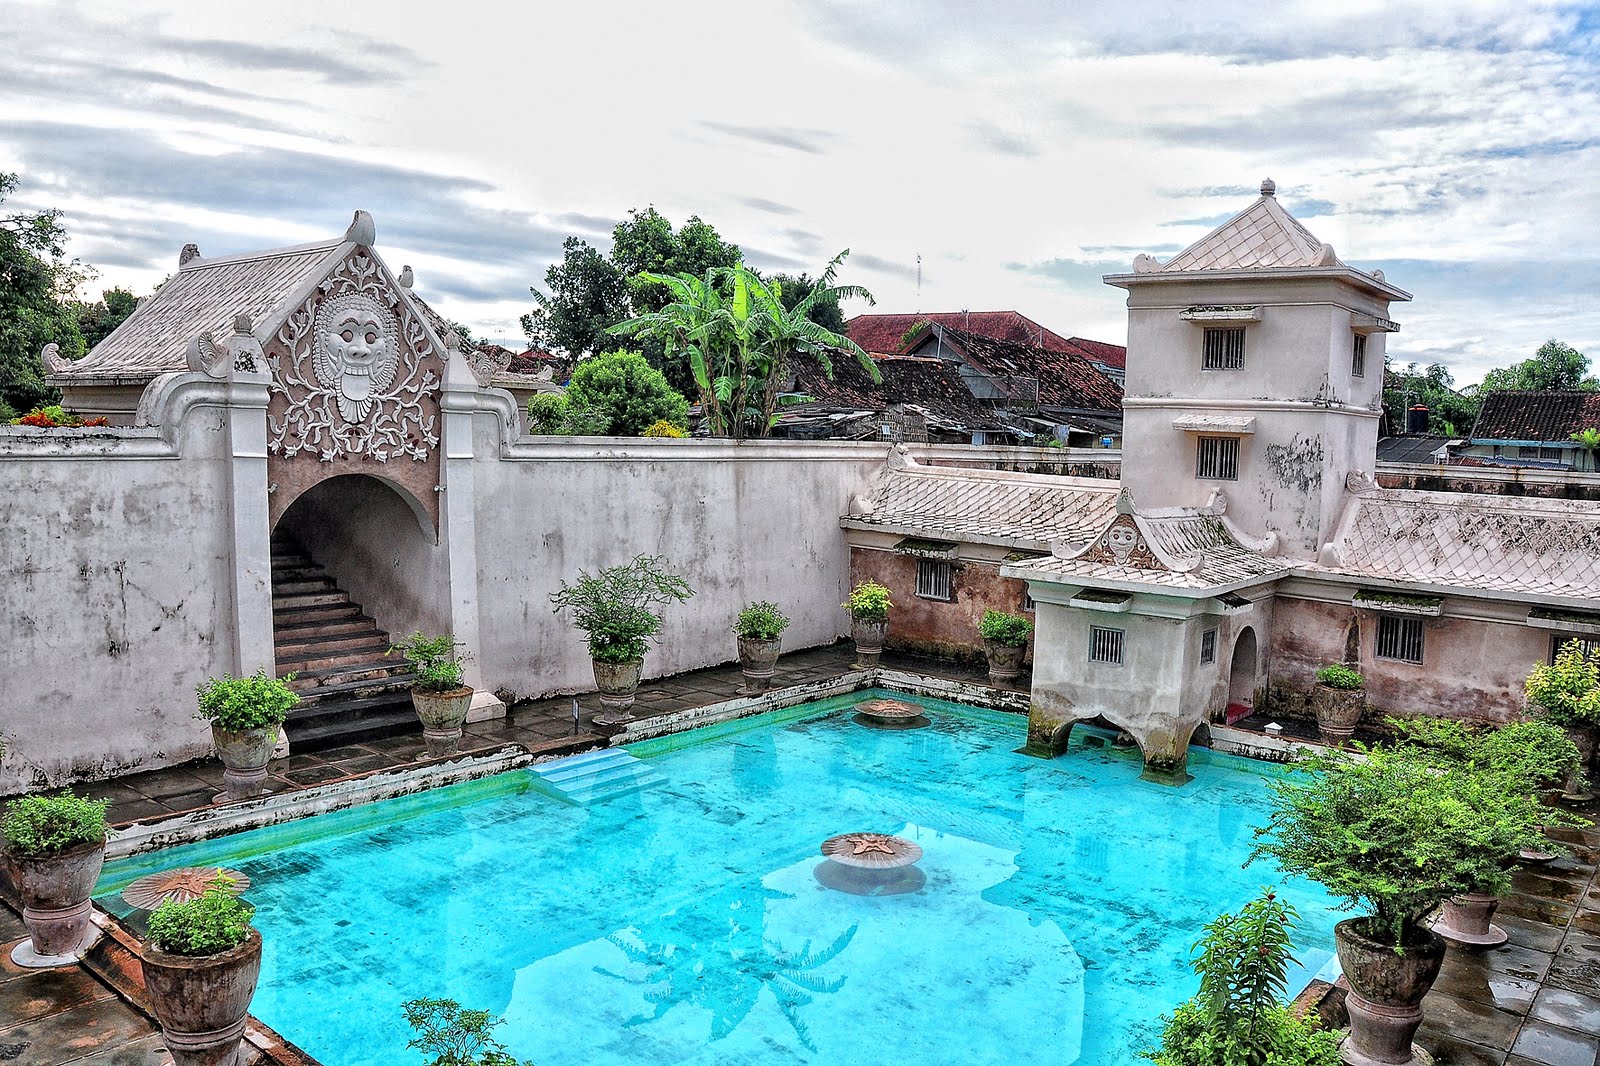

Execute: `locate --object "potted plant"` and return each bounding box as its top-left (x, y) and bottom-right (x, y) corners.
top-left (843, 581), bottom-right (892, 669)
top-left (195, 669), bottom-right (298, 802)
top-left (978, 610), bottom-right (1033, 682)
top-left (1478, 718), bottom-right (1585, 863)
top-left (1310, 663), bottom-right (1364, 746)
top-left (0, 792), bottom-right (108, 966)
top-left (1252, 745), bottom-right (1544, 1066)
top-left (390, 632), bottom-right (474, 757)
top-left (1525, 639), bottom-right (1600, 799)
top-left (733, 601), bottom-right (790, 694)
top-left (143, 874), bottom-right (263, 1066)
top-left (550, 554), bottom-right (694, 729)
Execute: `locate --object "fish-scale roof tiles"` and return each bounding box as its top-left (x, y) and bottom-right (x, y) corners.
top-left (1161, 192), bottom-right (1331, 272)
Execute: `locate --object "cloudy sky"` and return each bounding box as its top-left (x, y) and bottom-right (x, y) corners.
top-left (3, 0), bottom-right (1598, 385)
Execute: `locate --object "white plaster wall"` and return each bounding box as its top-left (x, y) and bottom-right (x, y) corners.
top-left (0, 420), bottom-right (235, 794)
top-left (469, 428), bottom-right (889, 698)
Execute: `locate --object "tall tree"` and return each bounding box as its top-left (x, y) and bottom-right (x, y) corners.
top-left (74, 286), bottom-right (137, 349)
top-left (765, 272), bottom-right (845, 334)
top-left (1382, 361), bottom-right (1479, 436)
top-left (0, 173), bottom-right (87, 416)
top-left (1477, 339), bottom-right (1597, 392)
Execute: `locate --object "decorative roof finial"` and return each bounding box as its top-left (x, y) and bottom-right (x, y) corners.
top-left (232, 313), bottom-right (253, 335)
top-left (179, 243), bottom-right (201, 267)
top-left (344, 210), bottom-right (376, 246)
top-left (1260, 177), bottom-right (1276, 197)
top-left (398, 264), bottom-right (414, 289)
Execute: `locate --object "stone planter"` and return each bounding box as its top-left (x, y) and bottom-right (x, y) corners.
top-left (1311, 684), bottom-right (1365, 746)
top-left (850, 619), bottom-right (888, 668)
top-left (211, 723), bottom-right (277, 802)
top-left (143, 927), bottom-right (263, 1066)
top-left (411, 685), bottom-right (473, 757)
top-left (1430, 889), bottom-right (1508, 947)
top-left (592, 658), bottom-right (644, 732)
top-left (984, 640), bottom-right (1027, 683)
top-left (1559, 724), bottom-right (1596, 801)
top-left (3, 838), bottom-right (105, 967)
top-left (1334, 918), bottom-right (1446, 1066)
top-left (737, 636), bottom-right (782, 694)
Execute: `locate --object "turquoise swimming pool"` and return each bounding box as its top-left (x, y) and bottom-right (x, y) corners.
top-left (97, 690), bottom-right (1338, 1066)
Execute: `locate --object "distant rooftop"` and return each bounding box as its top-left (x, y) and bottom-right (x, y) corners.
top-left (1470, 390), bottom-right (1600, 444)
top-left (846, 311), bottom-right (1126, 370)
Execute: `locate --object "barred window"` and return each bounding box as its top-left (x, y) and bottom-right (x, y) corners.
top-left (1351, 334), bottom-right (1367, 378)
top-left (1375, 615), bottom-right (1424, 664)
top-left (1089, 626), bottom-right (1125, 665)
top-left (1202, 328), bottom-right (1246, 370)
top-left (1020, 588), bottom-right (1035, 612)
top-left (915, 558), bottom-right (953, 601)
top-left (1196, 436), bottom-right (1240, 481)
top-left (1551, 635), bottom-right (1600, 663)
top-left (1540, 446), bottom-right (1563, 462)
top-left (1200, 628), bottom-right (1217, 665)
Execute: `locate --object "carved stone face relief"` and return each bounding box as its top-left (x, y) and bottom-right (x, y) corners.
top-left (1087, 515), bottom-right (1161, 569)
top-left (1106, 522), bottom-right (1140, 564)
top-left (314, 293), bottom-right (400, 423)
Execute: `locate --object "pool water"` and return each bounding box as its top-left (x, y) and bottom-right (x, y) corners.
top-left (97, 691), bottom-right (1339, 1066)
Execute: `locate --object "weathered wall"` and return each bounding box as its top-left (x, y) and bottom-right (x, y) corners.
top-left (0, 421), bottom-right (235, 794)
top-left (849, 547), bottom-right (1034, 663)
top-left (1376, 463), bottom-right (1600, 502)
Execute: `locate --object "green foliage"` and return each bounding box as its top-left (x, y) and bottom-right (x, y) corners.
top-left (147, 874), bottom-right (253, 956)
top-left (642, 419), bottom-right (686, 438)
top-left (1478, 339), bottom-right (1597, 393)
top-left (1251, 745), bottom-right (1551, 946)
top-left (195, 669), bottom-right (298, 730)
top-left (766, 272), bottom-right (846, 333)
top-left (1390, 715), bottom-right (1586, 802)
top-left (403, 998), bottom-right (534, 1066)
top-left (1, 173), bottom-right (89, 413)
top-left (550, 555), bottom-right (695, 663)
top-left (389, 632), bottom-right (468, 692)
top-left (525, 392), bottom-right (609, 436)
top-left (733, 601), bottom-right (790, 641)
top-left (564, 350), bottom-right (688, 436)
top-left (609, 252), bottom-right (878, 439)
top-left (1146, 891), bottom-right (1339, 1066)
top-left (843, 581), bottom-right (892, 623)
top-left (979, 609), bottom-right (1033, 647)
top-left (1382, 360), bottom-right (1479, 437)
top-left (1525, 640), bottom-right (1600, 726)
top-left (1571, 427), bottom-right (1600, 452)
top-left (0, 792), bottom-right (107, 857)
top-left (74, 287), bottom-right (137, 349)
top-left (1314, 664), bottom-right (1363, 690)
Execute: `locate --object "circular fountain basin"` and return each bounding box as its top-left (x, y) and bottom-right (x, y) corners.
top-left (815, 832), bottom-right (927, 895)
top-left (853, 698), bottom-right (930, 730)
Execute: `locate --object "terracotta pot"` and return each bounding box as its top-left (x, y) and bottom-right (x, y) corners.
top-left (737, 636), bottom-right (782, 693)
top-left (1560, 725), bottom-right (1595, 800)
top-left (3, 837), bottom-right (105, 965)
top-left (1431, 889), bottom-right (1508, 947)
top-left (592, 658), bottom-right (643, 717)
top-left (1311, 684), bottom-right (1364, 746)
top-left (143, 927), bottom-right (263, 1066)
top-left (211, 723), bottom-right (277, 801)
top-left (850, 619), bottom-right (888, 668)
top-left (984, 640), bottom-right (1027, 682)
top-left (1334, 918), bottom-right (1445, 1066)
top-left (411, 685), bottom-right (473, 757)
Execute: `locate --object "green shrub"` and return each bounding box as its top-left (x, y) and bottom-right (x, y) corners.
top-left (843, 581), bottom-right (892, 623)
top-left (0, 793), bottom-right (108, 857)
top-left (979, 609), bottom-right (1033, 647)
top-left (147, 875), bottom-right (254, 956)
top-left (1479, 719), bottom-right (1583, 792)
top-left (195, 669), bottom-right (298, 730)
top-left (390, 632), bottom-right (468, 692)
top-left (733, 601), bottom-right (790, 641)
top-left (641, 419), bottom-right (687, 438)
top-left (564, 350), bottom-right (689, 436)
top-left (1525, 640), bottom-right (1600, 726)
top-left (526, 392), bottom-right (609, 436)
top-left (550, 555), bottom-right (695, 663)
top-left (1313, 664), bottom-right (1363, 690)
top-left (403, 998), bottom-right (534, 1066)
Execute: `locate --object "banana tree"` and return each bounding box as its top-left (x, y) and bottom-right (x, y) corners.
top-left (1571, 426), bottom-right (1600, 472)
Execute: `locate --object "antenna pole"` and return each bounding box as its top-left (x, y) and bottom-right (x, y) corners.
top-left (916, 254), bottom-right (922, 313)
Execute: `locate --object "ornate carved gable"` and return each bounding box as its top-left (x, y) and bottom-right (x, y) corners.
top-left (1082, 514), bottom-right (1165, 570)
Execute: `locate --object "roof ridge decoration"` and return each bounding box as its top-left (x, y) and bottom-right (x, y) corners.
top-left (186, 314), bottom-right (264, 378)
top-left (1151, 178), bottom-right (1339, 274)
top-left (1054, 489), bottom-right (1197, 573)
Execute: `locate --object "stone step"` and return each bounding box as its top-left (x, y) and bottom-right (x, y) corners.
top-left (273, 577), bottom-right (338, 596)
top-left (272, 590), bottom-right (351, 610)
top-left (275, 626), bottom-right (386, 654)
top-left (284, 694), bottom-right (420, 753)
top-left (287, 659), bottom-right (412, 690)
top-left (277, 636), bottom-right (393, 668)
top-left (292, 674), bottom-right (416, 706)
top-left (529, 749), bottom-right (663, 806)
top-left (273, 611), bottom-right (374, 635)
top-left (271, 564), bottom-right (327, 583)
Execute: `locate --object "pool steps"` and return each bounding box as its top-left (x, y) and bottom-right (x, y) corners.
top-left (529, 748), bottom-right (663, 805)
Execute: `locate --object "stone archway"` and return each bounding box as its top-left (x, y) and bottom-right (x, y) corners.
top-left (1226, 626), bottom-right (1258, 722)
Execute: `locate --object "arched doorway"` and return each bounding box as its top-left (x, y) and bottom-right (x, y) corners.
top-left (1226, 627), bottom-right (1258, 723)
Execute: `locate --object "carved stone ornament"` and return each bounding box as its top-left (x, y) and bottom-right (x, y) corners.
top-left (188, 315), bottom-right (265, 378)
top-left (1084, 514), bottom-right (1162, 569)
top-left (268, 253), bottom-right (440, 463)
top-left (39, 342), bottom-right (71, 375)
top-left (459, 333), bottom-right (512, 388)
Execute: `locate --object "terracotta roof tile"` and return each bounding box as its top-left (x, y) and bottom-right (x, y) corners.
top-left (917, 326), bottom-right (1123, 412)
top-left (1470, 391), bottom-right (1600, 444)
top-left (845, 311), bottom-right (1126, 369)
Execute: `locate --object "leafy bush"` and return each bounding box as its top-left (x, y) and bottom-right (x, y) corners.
top-left (1525, 640), bottom-right (1600, 726)
top-left (1251, 745), bottom-right (1550, 946)
top-left (526, 392), bottom-right (609, 436)
top-left (403, 998), bottom-right (534, 1066)
top-left (10, 404), bottom-right (108, 428)
top-left (1479, 719), bottom-right (1584, 792)
top-left (843, 581), bottom-right (892, 623)
top-left (390, 632), bottom-right (469, 692)
top-left (642, 419), bottom-right (687, 438)
top-left (1313, 664), bottom-right (1363, 690)
top-left (195, 669), bottom-right (298, 730)
top-left (550, 555), bottom-right (695, 663)
top-left (564, 350), bottom-right (689, 436)
top-left (0, 793), bottom-right (108, 857)
top-left (733, 601), bottom-right (790, 641)
top-left (979, 609), bottom-right (1033, 647)
top-left (147, 875), bottom-right (254, 956)
top-left (1146, 891), bottom-right (1338, 1066)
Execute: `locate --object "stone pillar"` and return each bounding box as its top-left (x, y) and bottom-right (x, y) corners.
top-left (226, 364), bottom-right (275, 678)
top-left (1023, 699), bottom-right (1077, 758)
top-left (1137, 720), bottom-right (1199, 786)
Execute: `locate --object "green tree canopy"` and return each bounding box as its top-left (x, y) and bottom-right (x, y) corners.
top-left (1, 173), bottom-right (88, 416)
top-left (1477, 339), bottom-right (1597, 392)
top-left (1381, 360), bottom-right (1480, 436)
top-left (74, 286), bottom-right (137, 349)
top-left (563, 349), bottom-right (689, 435)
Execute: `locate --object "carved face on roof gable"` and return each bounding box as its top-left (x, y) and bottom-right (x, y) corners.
top-left (1086, 514), bottom-right (1161, 569)
top-left (314, 293), bottom-right (400, 423)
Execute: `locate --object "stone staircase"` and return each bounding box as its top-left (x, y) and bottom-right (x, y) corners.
top-left (272, 534), bottom-right (419, 752)
top-left (528, 749), bottom-right (664, 806)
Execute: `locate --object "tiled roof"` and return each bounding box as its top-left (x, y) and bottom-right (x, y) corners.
top-left (1162, 192), bottom-right (1332, 272)
top-left (1316, 488), bottom-right (1600, 601)
top-left (1376, 436), bottom-right (1453, 464)
top-left (790, 355), bottom-right (1033, 436)
top-left (841, 463), bottom-right (1119, 550)
top-left (845, 311), bottom-right (1126, 369)
top-left (1009, 513), bottom-right (1286, 592)
top-left (913, 326), bottom-right (1124, 412)
top-left (1470, 391), bottom-right (1600, 444)
top-left (55, 240), bottom-right (344, 380)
